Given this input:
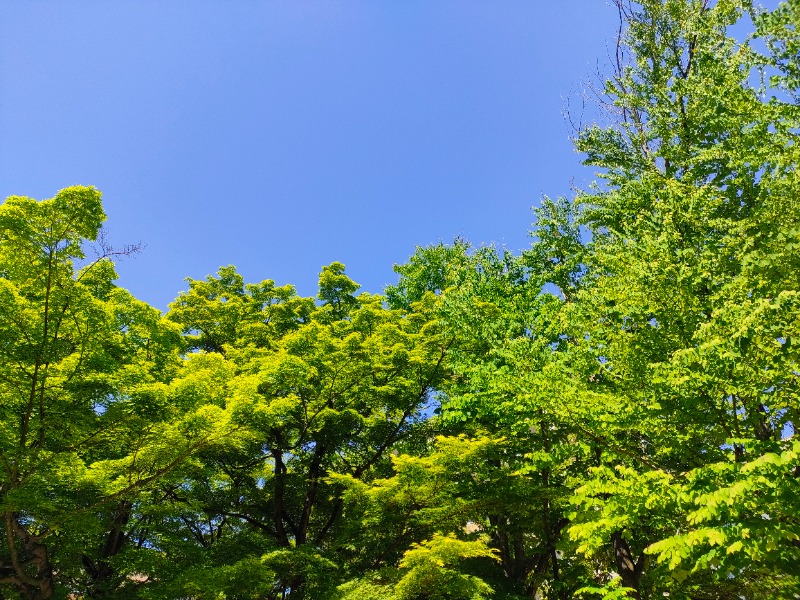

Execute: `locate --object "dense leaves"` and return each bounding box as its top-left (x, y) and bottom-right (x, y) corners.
top-left (2, 1), bottom-right (799, 598)
top-left (0, 188), bottom-right (236, 599)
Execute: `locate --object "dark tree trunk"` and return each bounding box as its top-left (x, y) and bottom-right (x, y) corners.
top-left (3, 513), bottom-right (55, 600)
top-left (82, 501), bottom-right (132, 598)
top-left (611, 531), bottom-right (645, 599)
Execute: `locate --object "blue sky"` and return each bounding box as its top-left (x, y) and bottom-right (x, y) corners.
top-left (0, 2), bottom-right (752, 310)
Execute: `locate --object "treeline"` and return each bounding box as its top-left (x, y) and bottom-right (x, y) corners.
top-left (2, 1), bottom-right (799, 598)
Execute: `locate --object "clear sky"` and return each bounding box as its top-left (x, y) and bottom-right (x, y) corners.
top-left (0, 2), bottom-right (697, 309)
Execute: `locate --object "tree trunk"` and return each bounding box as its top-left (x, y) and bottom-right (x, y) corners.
top-left (3, 513), bottom-right (54, 600)
top-left (83, 501), bottom-right (132, 598)
top-left (611, 531), bottom-right (645, 599)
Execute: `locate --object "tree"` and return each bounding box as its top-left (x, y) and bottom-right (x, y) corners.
top-left (0, 188), bottom-right (233, 599)
top-left (384, 244), bottom-right (596, 599)
top-left (147, 262), bottom-right (449, 599)
top-left (3, 3), bottom-right (798, 598)
top-left (382, 2), bottom-right (800, 597)
top-left (542, 0), bottom-right (800, 596)
top-left (335, 435), bottom-right (505, 600)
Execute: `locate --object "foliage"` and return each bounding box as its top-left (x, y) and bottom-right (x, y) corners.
top-left (553, 0), bottom-right (800, 596)
top-left (3, 1), bottom-right (800, 598)
top-left (0, 188), bottom-right (235, 599)
top-left (140, 261), bottom-right (449, 598)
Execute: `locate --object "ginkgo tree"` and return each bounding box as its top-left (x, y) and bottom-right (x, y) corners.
top-left (547, 0), bottom-right (800, 597)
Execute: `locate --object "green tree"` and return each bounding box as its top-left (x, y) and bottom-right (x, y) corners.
top-left (540, 0), bottom-right (800, 596)
top-left (381, 2), bottom-right (800, 597)
top-left (149, 262), bottom-right (449, 599)
top-left (335, 435), bottom-right (505, 600)
top-left (0, 188), bottom-right (233, 599)
top-left (383, 244), bottom-right (595, 599)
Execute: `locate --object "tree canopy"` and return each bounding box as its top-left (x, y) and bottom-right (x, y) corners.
top-left (1, 1), bottom-right (799, 598)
